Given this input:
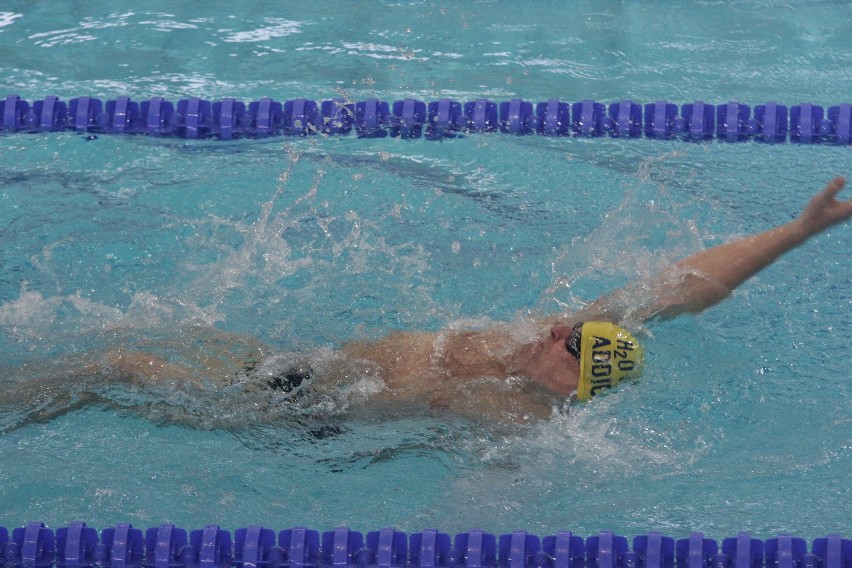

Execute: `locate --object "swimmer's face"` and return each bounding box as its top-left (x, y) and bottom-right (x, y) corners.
top-left (520, 324), bottom-right (581, 396)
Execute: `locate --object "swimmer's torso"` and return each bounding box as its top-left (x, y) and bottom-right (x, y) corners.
top-left (103, 324), bottom-right (558, 422)
top-left (341, 328), bottom-right (531, 389)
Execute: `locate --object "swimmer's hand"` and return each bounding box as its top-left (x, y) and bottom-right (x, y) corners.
top-left (796, 176), bottom-right (852, 236)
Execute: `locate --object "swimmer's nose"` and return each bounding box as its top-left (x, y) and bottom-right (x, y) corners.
top-left (550, 324), bottom-right (573, 341)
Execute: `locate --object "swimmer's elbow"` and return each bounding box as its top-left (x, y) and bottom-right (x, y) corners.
top-left (651, 273), bottom-right (733, 321)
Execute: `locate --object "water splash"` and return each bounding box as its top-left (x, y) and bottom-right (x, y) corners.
top-left (541, 150), bottom-right (706, 319)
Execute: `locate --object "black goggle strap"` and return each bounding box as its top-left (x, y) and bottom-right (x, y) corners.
top-left (565, 322), bottom-right (584, 359)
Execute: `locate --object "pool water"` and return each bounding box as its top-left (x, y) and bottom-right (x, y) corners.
top-left (0, 1), bottom-right (850, 539)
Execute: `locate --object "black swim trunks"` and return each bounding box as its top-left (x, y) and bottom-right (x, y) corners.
top-left (242, 359), bottom-right (313, 395)
top-left (265, 367), bottom-right (312, 393)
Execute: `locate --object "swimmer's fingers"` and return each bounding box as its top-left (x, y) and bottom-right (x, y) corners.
top-left (821, 176), bottom-right (852, 221)
top-left (798, 176), bottom-right (852, 234)
top-left (822, 175), bottom-right (847, 200)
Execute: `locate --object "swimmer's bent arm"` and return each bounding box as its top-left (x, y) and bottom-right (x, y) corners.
top-left (577, 176), bottom-right (852, 323)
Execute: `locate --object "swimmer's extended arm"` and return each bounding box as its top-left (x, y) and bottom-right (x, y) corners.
top-left (578, 176), bottom-right (852, 323)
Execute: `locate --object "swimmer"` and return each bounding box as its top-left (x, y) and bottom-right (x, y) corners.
top-left (3, 177), bottom-right (851, 428)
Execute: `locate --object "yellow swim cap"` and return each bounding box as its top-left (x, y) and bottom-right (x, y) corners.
top-left (576, 321), bottom-right (644, 401)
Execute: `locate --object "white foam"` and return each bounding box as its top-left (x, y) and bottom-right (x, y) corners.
top-left (221, 18), bottom-right (304, 43)
top-left (0, 283), bottom-right (219, 346)
top-left (28, 29), bottom-right (97, 48)
top-left (0, 12), bottom-right (23, 29)
top-left (0, 286), bottom-right (63, 332)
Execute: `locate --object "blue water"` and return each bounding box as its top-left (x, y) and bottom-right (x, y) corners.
top-left (0, 1), bottom-right (850, 539)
